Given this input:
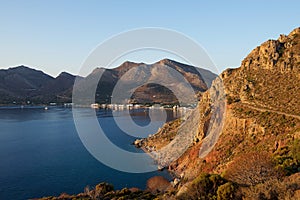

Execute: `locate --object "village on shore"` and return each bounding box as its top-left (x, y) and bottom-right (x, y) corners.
top-left (89, 103), bottom-right (196, 111)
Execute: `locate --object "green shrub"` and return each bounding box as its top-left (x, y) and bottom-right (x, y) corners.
top-left (227, 96), bottom-right (234, 105)
top-left (273, 139), bottom-right (300, 175)
top-left (227, 96), bottom-right (240, 105)
top-left (217, 182), bottom-right (236, 200)
top-left (177, 173), bottom-right (230, 200)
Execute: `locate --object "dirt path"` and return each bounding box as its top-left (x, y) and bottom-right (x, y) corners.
top-left (242, 102), bottom-right (300, 120)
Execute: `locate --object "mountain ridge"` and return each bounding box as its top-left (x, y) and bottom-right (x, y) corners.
top-left (0, 59), bottom-right (217, 105)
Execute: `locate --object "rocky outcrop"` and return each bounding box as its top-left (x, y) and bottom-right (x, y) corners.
top-left (242, 27), bottom-right (300, 73)
top-left (222, 27), bottom-right (300, 115)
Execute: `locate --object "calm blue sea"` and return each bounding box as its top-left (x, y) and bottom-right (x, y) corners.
top-left (0, 106), bottom-right (178, 200)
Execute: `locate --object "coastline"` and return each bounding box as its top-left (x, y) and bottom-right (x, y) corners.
top-left (134, 137), bottom-right (179, 178)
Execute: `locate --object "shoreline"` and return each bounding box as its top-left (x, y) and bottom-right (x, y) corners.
top-left (134, 139), bottom-right (179, 180)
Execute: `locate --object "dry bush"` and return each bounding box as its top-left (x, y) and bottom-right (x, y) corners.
top-left (237, 173), bottom-right (300, 200)
top-left (83, 182), bottom-right (114, 199)
top-left (146, 176), bottom-right (171, 194)
top-left (224, 152), bottom-right (279, 186)
top-left (57, 193), bottom-right (72, 199)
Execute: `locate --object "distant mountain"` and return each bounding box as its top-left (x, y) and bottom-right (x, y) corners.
top-left (76, 59), bottom-right (217, 104)
top-left (0, 66), bottom-right (78, 104)
top-left (36, 72), bottom-right (80, 103)
top-left (0, 59), bottom-right (217, 105)
top-left (0, 65), bottom-right (53, 96)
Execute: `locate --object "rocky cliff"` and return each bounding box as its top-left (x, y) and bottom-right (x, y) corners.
top-left (139, 27), bottom-right (300, 199)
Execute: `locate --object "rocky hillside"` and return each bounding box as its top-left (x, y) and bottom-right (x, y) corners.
top-left (225, 27), bottom-right (300, 114)
top-left (138, 27), bottom-right (300, 199)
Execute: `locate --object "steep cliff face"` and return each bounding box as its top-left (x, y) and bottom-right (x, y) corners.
top-left (181, 27), bottom-right (299, 171)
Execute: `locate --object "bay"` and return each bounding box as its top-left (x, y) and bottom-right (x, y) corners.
top-left (0, 106), bottom-right (179, 200)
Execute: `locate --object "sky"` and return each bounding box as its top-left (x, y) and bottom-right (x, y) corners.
top-left (0, 0), bottom-right (300, 77)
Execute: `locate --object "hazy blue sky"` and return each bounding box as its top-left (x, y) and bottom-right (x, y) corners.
top-left (1, 0), bottom-right (300, 76)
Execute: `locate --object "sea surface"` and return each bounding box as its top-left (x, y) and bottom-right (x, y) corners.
top-left (0, 106), bottom-right (180, 200)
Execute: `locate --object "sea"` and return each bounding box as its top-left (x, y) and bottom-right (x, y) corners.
top-left (0, 106), bottom-right (180, 200)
